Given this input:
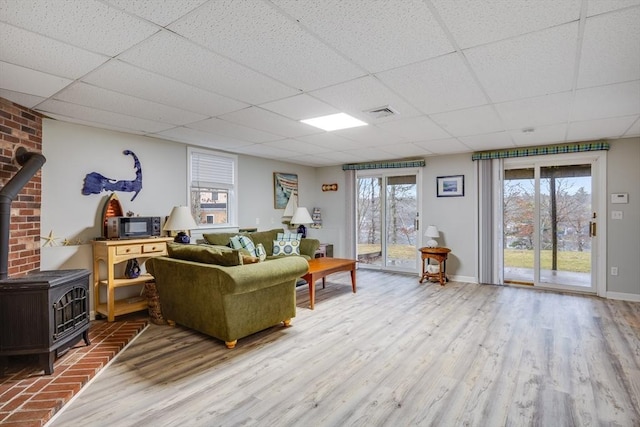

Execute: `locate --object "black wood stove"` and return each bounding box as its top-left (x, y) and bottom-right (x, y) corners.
top-left (0, 269), bottom-right (91, 375)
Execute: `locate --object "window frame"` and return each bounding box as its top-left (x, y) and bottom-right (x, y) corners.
top-left (187, 147), bottom-right (238, 229)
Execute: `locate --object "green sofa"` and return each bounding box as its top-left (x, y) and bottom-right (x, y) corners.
top-left (146, 244), bottom-right (309, 349)
top-left (202, 228), bottom-right (320, 260)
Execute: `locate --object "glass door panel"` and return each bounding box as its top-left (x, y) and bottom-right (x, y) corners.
top-left (385, 175), bottom-right (418, 270)
top-left (357, 172), bottom-right (419, 273)
top-left (357, 176), bottom-right (382, 267)
top-left (538, 164), bottom-right (592, 288)
top-left (503, 161), bottom-right (593, 290)
top-left (503, 167), bottom-right (535, 285)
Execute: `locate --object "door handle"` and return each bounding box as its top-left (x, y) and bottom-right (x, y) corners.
top-left (589, 221), bottom-right (596, 237)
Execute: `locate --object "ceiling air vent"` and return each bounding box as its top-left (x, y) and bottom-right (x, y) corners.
top-left (365, 105), bottom-right (398, 119)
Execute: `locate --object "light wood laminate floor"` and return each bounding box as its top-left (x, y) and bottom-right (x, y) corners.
top-left (49, 270), bottom-right (640, 426)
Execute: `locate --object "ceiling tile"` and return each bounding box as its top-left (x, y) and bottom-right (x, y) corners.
top-left (187, 118), bottom-right (281, 143)
top-left (118, 31), bottom-right (298, 105)
top-left (0, 0), bottom-right (158, 56)
top-left (495, 92), bottom-right (572, 130)
top-left (233, 143), bottom-right (297, 161)
top-left (168, 0), bottom-right (365, 91)
top-left (376, 116), bottom-right (451, 142)
top-left (284, 154), bottom-right (338, 167)
top-left (0, 61), bottom-right (72, 98)
top-left (567, 116), bottom-right (638, 141)
top-left (55, 83), bottom-right (208, 125)
top-left (262, 139), bottom-right (332, 155)
top-left (82, 60), bottom-right (249, 117)
top-left (0, 89), bottom-right (46, 109)
top-left (155, 126), bottom-right (253, 151)
top-left (0, 23), bottom-right (108, 79)
top-left (509, 124), bottom-right (568, 146)
top-left (311, 150), bottom-right (368, 165)
top-left (430, 105), bottom-right (504, 137)
top-left (376, 53), bottom-right (487, 114)
top-left (413, 138), bottom-right (472, 154)
top-left (465, 22), bottom-right (578, 103)
top-left (334, 124), bottom-right (406, 146)
top-left (309, 75), bottom-right (422, 122)
top-left (42, 112), bottom-right (147, 135)
top-left (104, 0), bottom-right (208, 27)
top-left (219, 107), bottom-right (319, 138)
top-left (260, 94), bottom-right (339, 121)
top-left (578, 7), bottom-right (640, 88)
top-left (587, 0), bottom-right (640, 16)
top-left (341, 147), bottom-right (396, 162)
top-left (378, 143), bottom-right (432, 157)
top-left (37, 99), bottom-right (174, 133)
top-left (459, 131), bottom-right (516, 151)
top-left (432, 0), bottom-right (580, 49)
top-left (573, 81), bottom-right (640, 121)
top-left (274, 0), bottom-right (453, 73)
top-left (623, 117), bottom-right (640, 136)
top-left (296, 132), bottom-right (369, 151)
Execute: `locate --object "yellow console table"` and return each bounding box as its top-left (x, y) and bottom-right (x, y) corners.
top-left (92, 237), bottom-right (172, 321)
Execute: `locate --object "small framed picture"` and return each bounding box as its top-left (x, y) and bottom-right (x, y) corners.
top-left (437, 175), bottom-right (464, 197)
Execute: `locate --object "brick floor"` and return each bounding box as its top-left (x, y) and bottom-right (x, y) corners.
top-left (0, 315), bottom-right (147, 427)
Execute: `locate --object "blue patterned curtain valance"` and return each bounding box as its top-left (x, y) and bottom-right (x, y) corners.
top-left (471, 141), bottom-right (610, 161)
top-left (342, 159), bottom-right (425, 171)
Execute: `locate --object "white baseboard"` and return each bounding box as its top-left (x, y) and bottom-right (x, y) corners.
top-left (448, 275), bottom-right (477, 284)
top-left (606, 291), bottom-right (640, 302)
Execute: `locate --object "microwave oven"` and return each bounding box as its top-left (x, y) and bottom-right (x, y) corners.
top-left (106, 216), bottom-right (161, 239)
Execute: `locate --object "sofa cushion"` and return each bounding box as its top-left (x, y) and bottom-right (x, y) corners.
top-left (229, 235), bottom-right (257, 256)
top-left (167, 243), bottom-right (242, 266)
top-left (273, 239), bottom-right (301, 256)
top-left (276, 232), bottom-right (302, 241)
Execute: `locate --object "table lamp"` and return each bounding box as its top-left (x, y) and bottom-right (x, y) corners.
top-left (291, 207), bottom-right (313, 238)
top-left (163, 206), bottom-right (198, 243)
top-left (425, 225), bottom-right (440, 247)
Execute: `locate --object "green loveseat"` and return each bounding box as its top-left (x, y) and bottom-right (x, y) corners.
top-left (202, 228), bottom-right (320, 260)
top-left (146, 243), bottom-right (309, 349)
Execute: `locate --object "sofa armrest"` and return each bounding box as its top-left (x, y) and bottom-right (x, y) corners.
top-left (300, 238), bottom-right (320, 259)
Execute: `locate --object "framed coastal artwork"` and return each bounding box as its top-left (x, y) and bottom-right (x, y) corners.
top-left (273, 172), bottom-right (298, 209)
top-left (436, 175), bottom-right (464, 197)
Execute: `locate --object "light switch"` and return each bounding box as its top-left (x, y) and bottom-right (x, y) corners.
top-left (611, 211), bottom-right (623, 220)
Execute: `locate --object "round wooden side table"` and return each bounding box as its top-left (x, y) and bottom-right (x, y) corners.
top-left (418, 247), bottom-right (451, 286)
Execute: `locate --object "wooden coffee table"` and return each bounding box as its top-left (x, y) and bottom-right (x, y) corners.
top-left (302, 258), bottom-right (357, 309)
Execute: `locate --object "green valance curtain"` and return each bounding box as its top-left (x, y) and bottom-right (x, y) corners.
top-left (471, 141), bottom-right (609, 161)
top-left (342, 159), bottom-right (425, 171)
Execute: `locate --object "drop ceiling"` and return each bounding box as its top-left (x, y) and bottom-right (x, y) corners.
top-left (1, 0), bottom-right (639, 167)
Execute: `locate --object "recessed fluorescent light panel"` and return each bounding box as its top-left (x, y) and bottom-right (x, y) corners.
top-left (301, 113), bottom-right (367, 131)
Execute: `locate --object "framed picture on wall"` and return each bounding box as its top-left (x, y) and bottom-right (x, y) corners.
top-left (437, 175), bottom-right (464, 197)
top-left (273, 172), bottom-right (298, 209)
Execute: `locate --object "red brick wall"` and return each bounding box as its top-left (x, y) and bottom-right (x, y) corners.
top-left (0, 97), bottom-right (43, 277)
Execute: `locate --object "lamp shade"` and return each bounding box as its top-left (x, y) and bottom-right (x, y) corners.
top-left (424, 225), bottom-right (439, 247)
top-left (291, 207), bottom-right (313, 225)
top-left (163, 206), bottom-right (198, 232)
top-left (425, 225), bottom-right (439, 238)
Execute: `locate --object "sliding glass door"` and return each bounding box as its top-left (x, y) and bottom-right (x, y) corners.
top-left (503, 155), bottom-right (598, 292)
top-left (357, 169), bottom-right (420, 273)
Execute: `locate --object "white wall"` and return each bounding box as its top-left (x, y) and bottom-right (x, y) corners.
top-left (41, 119), bottom-right (187, 270)
top-left (606, 137), bottom-right (640, 298)
top-left (39, 119), bottom-right (639, 301)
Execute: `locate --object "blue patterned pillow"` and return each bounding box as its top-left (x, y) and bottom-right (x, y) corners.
top-left (273, 239), bottom-right (301, 256)
top-left (276, 232), bottom-right (302, 241)
top-left (255, 243), bottom-right (267, 261)
top-left (229, 235), bottom-right (257, 256)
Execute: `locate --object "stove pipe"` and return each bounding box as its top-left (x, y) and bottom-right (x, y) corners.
top-left (0, 147), bottom-right (46, 280)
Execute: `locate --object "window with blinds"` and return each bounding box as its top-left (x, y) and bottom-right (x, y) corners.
top-left (188, 147), bottom-right (237, 227)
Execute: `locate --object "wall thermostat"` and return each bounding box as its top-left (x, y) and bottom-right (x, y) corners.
top-left (611, 193), bottom-right (629, 204)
